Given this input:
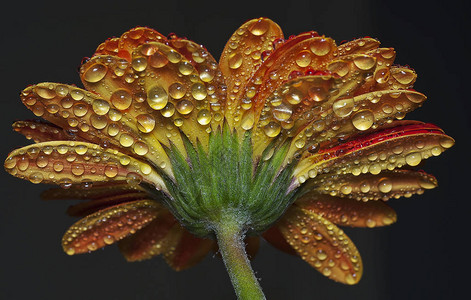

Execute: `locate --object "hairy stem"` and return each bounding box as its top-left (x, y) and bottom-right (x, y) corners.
top-left (214, 217), bottom-right (265, 300)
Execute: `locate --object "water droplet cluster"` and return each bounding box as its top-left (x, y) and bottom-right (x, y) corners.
top-left (280, 206), bottom-right (362, 284)
top-left (62, 200), bottom-right (159, 255)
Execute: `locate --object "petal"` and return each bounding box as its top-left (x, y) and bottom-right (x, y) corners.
top-left (336, 37), bottom-right (380, 56)
top-left (4, 141), bottom-right (165, 191)
top-left (303, 169), bottom-right (438, 202)
top-left (62, 199), bottom-right (160, 255)
top-left (118, 209), bottom-right (178, 261)
top-left (41, 181), bottom-right (146, 200)
top-left (167, 38), bottom-right (227, 130)
top-left (219, 17), bottom-right (284, 128)
top-left (12, 120), bottom-right (83, 143)
top-left (262, 226), bottom-right (296, 255)
top-left (294, 122), bottom-right (454, 184)
top-left (81, 41), bottom-right (217, 152)
top-left (164, 230), bottom-right (215, 271)
top-left (94, 27), bottom-right (167, 60)
top-left (296, 194), bottom-right (397, 228)
top-left (20, 83), bottom-right (171, 174)
top-left (278, 205), bottom-right (362, 284)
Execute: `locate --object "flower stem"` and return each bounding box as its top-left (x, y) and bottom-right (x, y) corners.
top-left (214, 217), bottom-right (266, 300)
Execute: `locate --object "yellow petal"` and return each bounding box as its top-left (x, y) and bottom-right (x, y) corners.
top-left (4, 141), bottom-right (165, 192)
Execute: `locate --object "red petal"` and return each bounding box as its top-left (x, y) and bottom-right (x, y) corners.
top-left (296, 194), bottom-right (397, 228)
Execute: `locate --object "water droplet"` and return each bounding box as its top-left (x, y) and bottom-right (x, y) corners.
top-left (295, 50), bottom-right (312, 67)
top-left (167, 50), bottom-right (182, 63)
top-left (176, 99), bottom-right (194, 115)
top-left (103, 235), bottom-right (115, 245)
top-left (29, 172), bottom-right (44, 184)
top-left (308, 86), bottom-right (328, 102)
top-left (273, 104), bottom-right (292, 121)
top-left (104, 164), bottom-right (118, 178)
top-left (248, 19), bottom-right (269, 36)
top-left (147, 86), bottom-right (168, 110)
top-left (70, 89), bottom-right (85, 101)
top-left (405, 152), bottom-right (422, 166)
top-left (310, 38), bottom-right (331, 56)
top-left (352, 110), bottom-right (374, 131)
top-left (131, 57), bottom-right (148, 72)
top-left (83, 63), bottom-right (107, 83)
top-left (150, 52), bottom-right (169, 68)
top-left (92, 99), bottom-right (110, 115)
top-left (136, 114), bottom-right (156, 133)
top-left (35, 155), bottom-right (49, 168)
top-left (90, 114), bottom-right (108, 130)
top-left (378, 178), bottom-right (393, 193)
top-left (35, 86), bottom-right (56, 99)
top-left (333, 98), bottom-right (354, 117)
top-left (263, 122), bottom-right (281, 137)
top-left (340, 184), bottom-right (352, 195)
top-left (177, 61), bottom-right (193, 75)
top-left (73, 103), bottom-right (88, 117)
top-left (285, 88), bottom-right (302, 105)
top-left (228, 53), bottom-right (243, 69)
top-left (119, 134), bottom-right (134, 147)
top-left (197, 109), bottom-right (211, 125)
top-left (392, 69), bottom-right (415, 85)
top-left (133, 141), bottom-right (149, 156)
top-left (316, 249), bottom-right (327, 260)
top-left (111, 89), bottom-right (132, 110)
top-left (53, 161), bottom-right (64, 172)
top-left (353, 55), bottom-right (376, 70)
top-left (366, 218), bottom-right (376, 228)
top-left (169, 83), bottom-right (186, 99)
top-left (374, 68), bottom-right (390, 83)
top-left (161, 103), bottom-right (175, 117)
top-left (191, 83), bottom-right (207, 100)
top-left (71, 163), bottom-right (85, 176)
top-left (439, 137), bottom-right (454, 149)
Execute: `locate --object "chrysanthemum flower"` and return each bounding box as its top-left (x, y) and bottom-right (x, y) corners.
top-left (4, 17), bottom-right (454, 299)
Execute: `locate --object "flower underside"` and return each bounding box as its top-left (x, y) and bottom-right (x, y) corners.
top-left (4, 17), bottom-right (454, 298)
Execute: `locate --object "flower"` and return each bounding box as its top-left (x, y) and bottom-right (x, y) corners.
top-left (4, 17), bottom-right (454, 298)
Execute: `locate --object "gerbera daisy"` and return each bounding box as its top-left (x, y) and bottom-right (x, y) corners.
top-left (4, 17), bottom-right (454, 299)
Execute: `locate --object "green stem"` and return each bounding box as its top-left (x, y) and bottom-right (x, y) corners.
top-left (214, 217), bottom-right (266, 300)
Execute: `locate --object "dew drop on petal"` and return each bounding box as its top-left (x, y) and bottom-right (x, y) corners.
top-left (147, 86), bottom-right (168, 110)
top-left (351, 110), bottom-right (374, 131)
top-left (83, 63), bottom-right (107, 83)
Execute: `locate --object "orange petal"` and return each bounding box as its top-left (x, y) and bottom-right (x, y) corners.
top-left (336, 37), bottom-right (380, 56)
top-left (41, 181), bottom-right (146, 200)
top-left (4, 141), bottom-right (165, 191)
top-left (296, 194), bottom-right (397, 228)
top-left (164, 230), bottom-right (215, 271)
top-left (20, 83), bottom-right (171, 173)
top-left (219, 17), bottom-right (284, 128)
top-left (12, 120), bottom-right (83, 143)
top-left (81, 41), bottom-right (216, 152)
top-left (294, 122), bottom-right (454, 184)
top-left (167, 38), bottom-right (227, 130)
top-left (304, 169), bottom-right (438, 202)
top-left (262, 226), bottom-right (296, 255)
top-left (118, 209), bottom-right (178, 261)
top-left (94, 27), bottom-right (167, 60)
top-left (278, 205), bottom-right (362, 284)
top-left (62, 199), bottom-right (160, 255)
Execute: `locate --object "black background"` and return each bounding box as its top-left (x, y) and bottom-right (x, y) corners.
top-left (1, 0), bottom-right (469, 299)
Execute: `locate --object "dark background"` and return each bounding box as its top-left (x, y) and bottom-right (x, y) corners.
top-left (1, 0), bottom-right (469, 299)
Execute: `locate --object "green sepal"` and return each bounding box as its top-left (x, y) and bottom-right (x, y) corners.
top-left (156, 125), bottom-right (299, 237)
